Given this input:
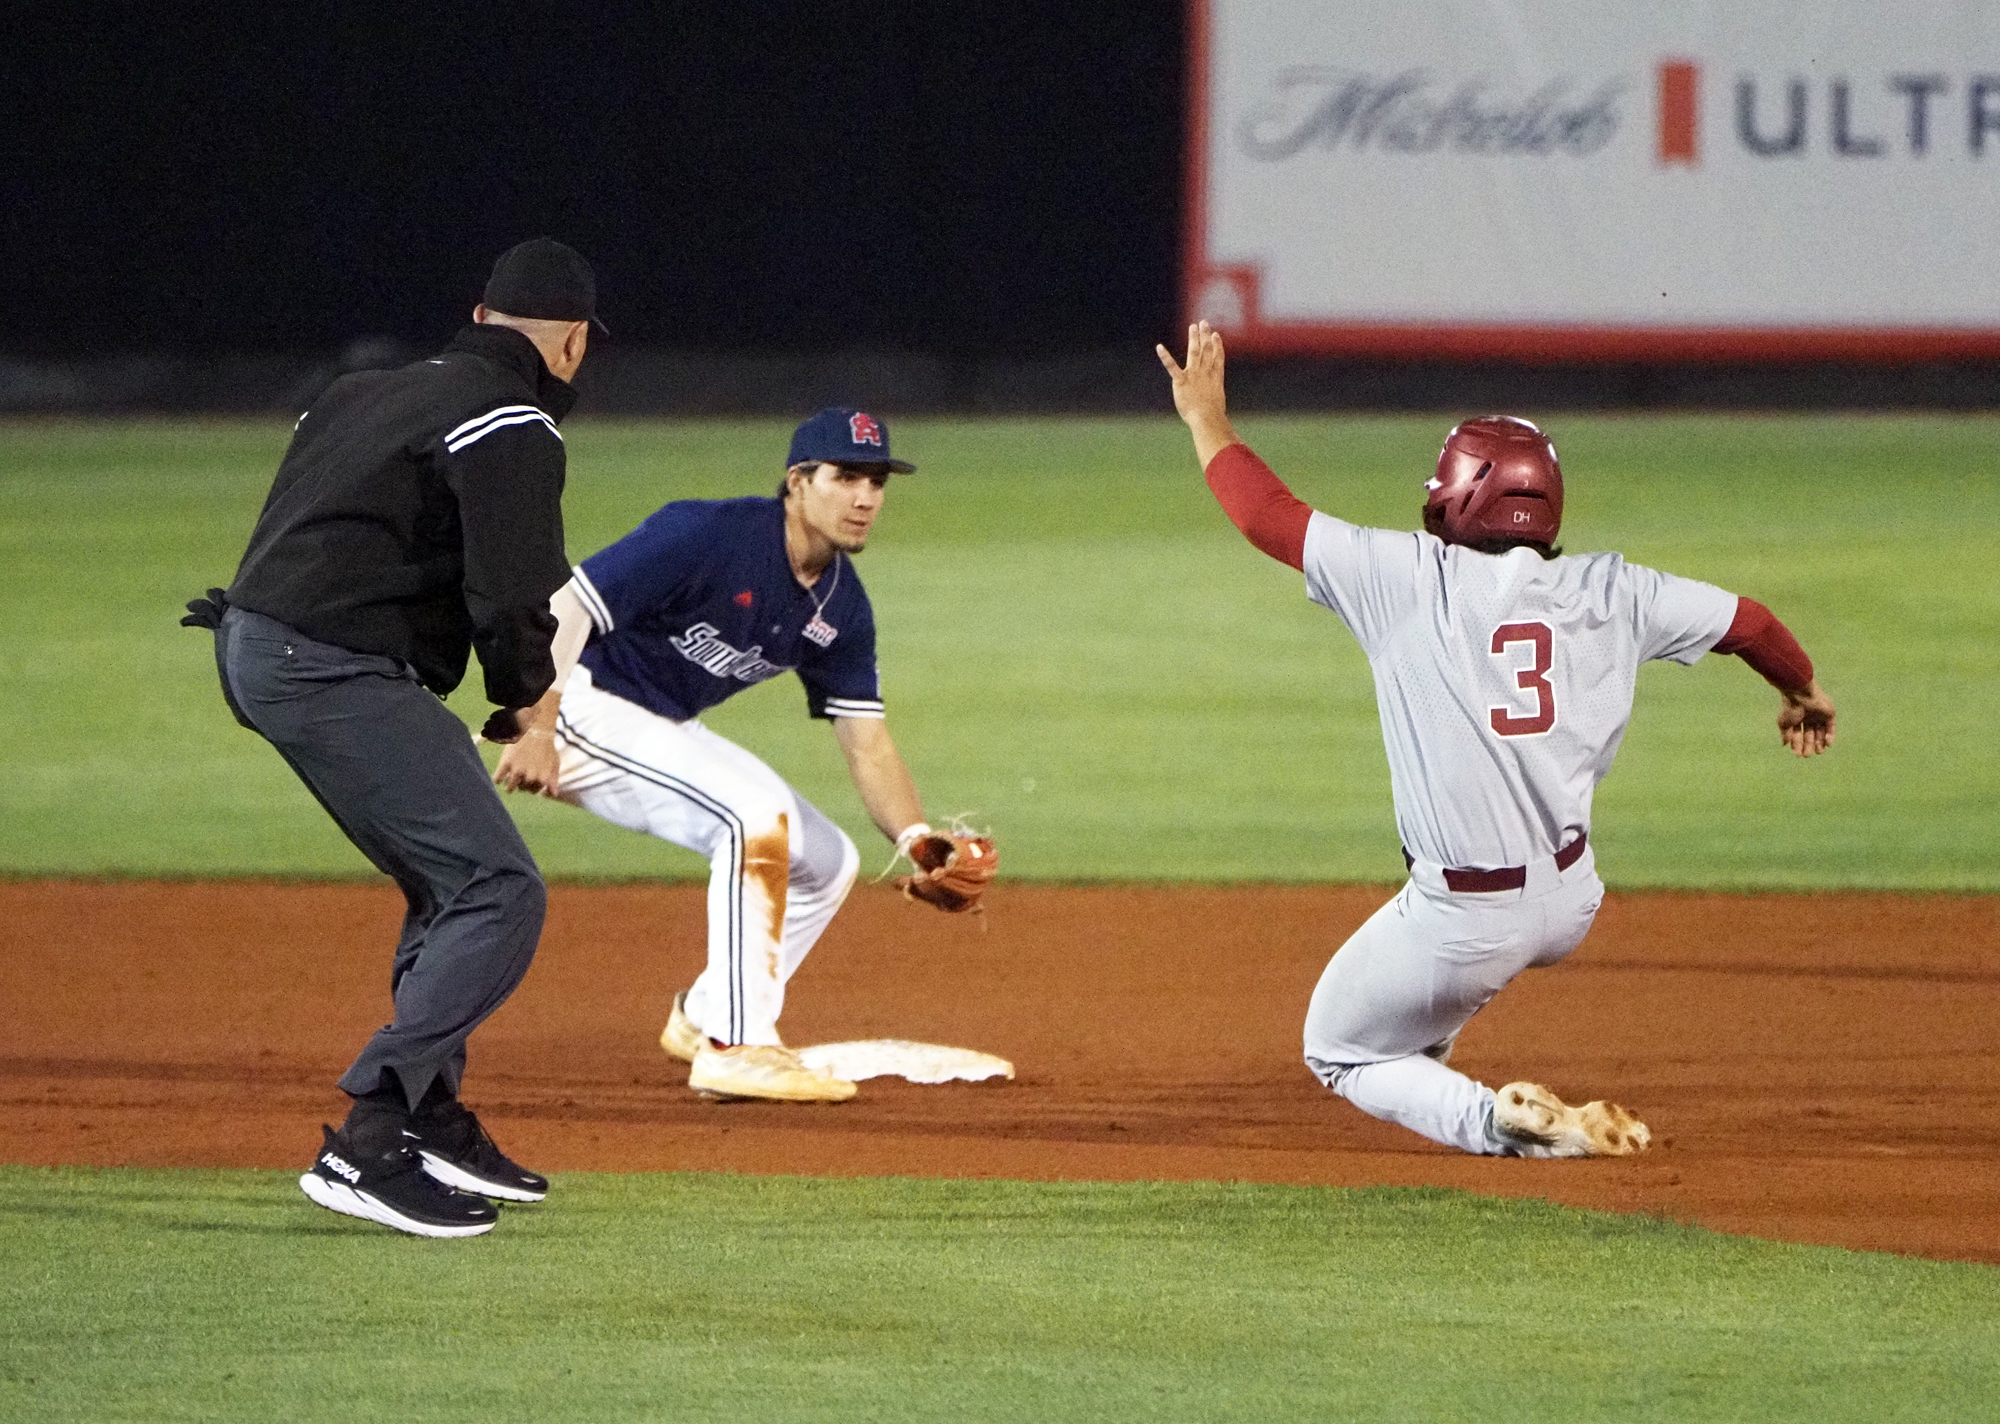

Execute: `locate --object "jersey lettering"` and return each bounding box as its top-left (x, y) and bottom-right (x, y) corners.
top-left (669, 622), bottom-right (790, 685)
top-left (1488, 621), bottom-right (1556, 736)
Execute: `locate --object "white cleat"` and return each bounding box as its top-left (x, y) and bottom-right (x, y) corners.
top-left (660, 991), bottom-right (705, 1063)
top-left (689, 1044), bottom-right (857, 1103)
top-left (1494, 1081), bottom-right (1651, 1158)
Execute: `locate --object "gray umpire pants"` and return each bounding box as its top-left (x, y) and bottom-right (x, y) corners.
top-left (215, 607), bottom-right (545, 1112)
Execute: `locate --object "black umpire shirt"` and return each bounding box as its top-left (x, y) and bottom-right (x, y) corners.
top-left (227, 324), bottom-right (574, 709)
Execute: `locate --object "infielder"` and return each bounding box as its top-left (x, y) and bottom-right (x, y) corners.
top-left (1159, 322), bottom-right (1835, 1157)
top-left (493, 407), bottom-right (994, 1104)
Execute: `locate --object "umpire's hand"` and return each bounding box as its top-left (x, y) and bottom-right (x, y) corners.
top-left (494, 727), bottom-right (563, 799)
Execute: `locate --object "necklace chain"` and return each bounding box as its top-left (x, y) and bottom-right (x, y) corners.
top-left (803, 554), bottom-right (841, 619)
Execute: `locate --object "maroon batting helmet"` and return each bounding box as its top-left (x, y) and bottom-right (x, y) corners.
top-left (1423, 417), bottom-right (1563, 548)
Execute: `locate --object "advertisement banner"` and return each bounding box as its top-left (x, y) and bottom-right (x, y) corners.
top-left (1187, 1), bottom-right (2000, 359)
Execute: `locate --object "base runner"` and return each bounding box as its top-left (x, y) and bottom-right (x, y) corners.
top-left (1159, 322), bottom-right (1835, 1157)
top-left (493, 407), bottom-right (994, 1104)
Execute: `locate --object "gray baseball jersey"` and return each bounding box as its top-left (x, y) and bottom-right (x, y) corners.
top-left (1302, 513), bottom-right (1739, 872)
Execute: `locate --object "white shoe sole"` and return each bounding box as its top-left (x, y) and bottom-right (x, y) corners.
top-left (417, 1150), bottom-right (547, 1203)
top-left (689, 1078), bottom-right (856, 1103)
top-left (298, 1172), bottom-right (496, 1237)
top-left (1494, 1082), bottom-right (1651, 1158)
top-left (688, 1053), bottom-right (856, 1103)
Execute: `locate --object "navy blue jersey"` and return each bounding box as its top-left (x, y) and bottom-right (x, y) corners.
top-left (572, 497), bottom-right (883, 723)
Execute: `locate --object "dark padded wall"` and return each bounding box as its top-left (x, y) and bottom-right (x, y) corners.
top-left (3, 3), bottom-right (1183, 359)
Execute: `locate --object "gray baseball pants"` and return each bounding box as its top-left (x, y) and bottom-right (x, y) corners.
top-left (1302, 845), bottom-right (1604, 1154)
top-left (216, 607), bottom-right (545, 1112)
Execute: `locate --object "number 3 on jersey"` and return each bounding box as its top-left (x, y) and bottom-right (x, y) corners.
top-left (1489, 622), bottom-right (1556, 736)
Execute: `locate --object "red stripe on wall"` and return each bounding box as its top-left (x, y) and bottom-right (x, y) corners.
top-left (1659, 60), bottom-right (1699, 165)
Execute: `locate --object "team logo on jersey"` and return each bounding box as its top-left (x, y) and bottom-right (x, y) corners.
top-left (848, 412), bottom-right (884, 447)
top-left (802, 614), bottom-right (838, 648)
top-left (670, 622), bottom-right (790, 685)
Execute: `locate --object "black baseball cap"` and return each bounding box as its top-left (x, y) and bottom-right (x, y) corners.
top-left (786, 407), bottom-right (915, 473)
top-left (482, 238), bottom-right (606, 332)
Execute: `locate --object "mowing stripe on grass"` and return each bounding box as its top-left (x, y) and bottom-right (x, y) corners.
top-left (2, 1167), bottom-right (1996, 1423)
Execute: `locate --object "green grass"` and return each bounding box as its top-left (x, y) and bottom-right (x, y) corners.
top-left (2, 416), bottom-right (1995, 1418)
top-left (2, 414), bottom-right (1994, 886)
top-left (2, 1167), bottom-right (1995, 1423)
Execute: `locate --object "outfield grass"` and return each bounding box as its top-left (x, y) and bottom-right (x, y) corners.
top-left (2, 414), bottom-right (1994, 887)
top-left (2, 1167), bottom-right (1995, 1423)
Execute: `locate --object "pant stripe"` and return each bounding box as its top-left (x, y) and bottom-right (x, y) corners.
top-left (556, 714), bottom-right (754, 1043)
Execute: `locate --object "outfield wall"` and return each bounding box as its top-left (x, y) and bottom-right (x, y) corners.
top-left (1187, 0), bottom-right (2000, 362)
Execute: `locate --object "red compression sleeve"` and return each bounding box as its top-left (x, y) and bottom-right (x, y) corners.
top-left (1203, 443), bottom-right (1313, 570)
top-left (1712, 597), bottom-right (1814, 692)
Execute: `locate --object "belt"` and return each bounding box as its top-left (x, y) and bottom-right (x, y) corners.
top-left (1403, 833), bottom-right (1588, 893)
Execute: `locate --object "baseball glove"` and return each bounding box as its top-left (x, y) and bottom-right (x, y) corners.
top-left (895, 830), bottom-right (998, 914)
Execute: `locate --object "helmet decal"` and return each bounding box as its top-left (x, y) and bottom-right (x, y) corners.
top-left (1424, 417), bottom-right (1563, 548)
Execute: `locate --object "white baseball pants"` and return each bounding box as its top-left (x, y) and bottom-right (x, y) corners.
top-left (1302, 844), bottom-right (1604, 1155)
top-left (552, 665), bottom-right (860, 1047)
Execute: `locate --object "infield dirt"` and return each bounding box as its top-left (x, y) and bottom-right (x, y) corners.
top-left (3, 881), bottom-right (1994, 1263)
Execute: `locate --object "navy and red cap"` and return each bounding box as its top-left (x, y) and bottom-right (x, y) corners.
top-left (786, 407), bottom-right (916, 474)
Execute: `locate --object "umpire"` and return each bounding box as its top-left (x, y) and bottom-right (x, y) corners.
top-left (183, 239), bottom-right (599, 1238)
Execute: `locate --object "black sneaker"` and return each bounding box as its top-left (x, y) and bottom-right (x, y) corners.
top-left (298, 1125), bottom-right (499, 1238)
top-left (408, 1100), bottom-right (549, 1203)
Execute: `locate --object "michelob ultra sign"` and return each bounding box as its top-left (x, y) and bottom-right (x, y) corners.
top-left (1186, 0), bottom-right (2000, 359)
